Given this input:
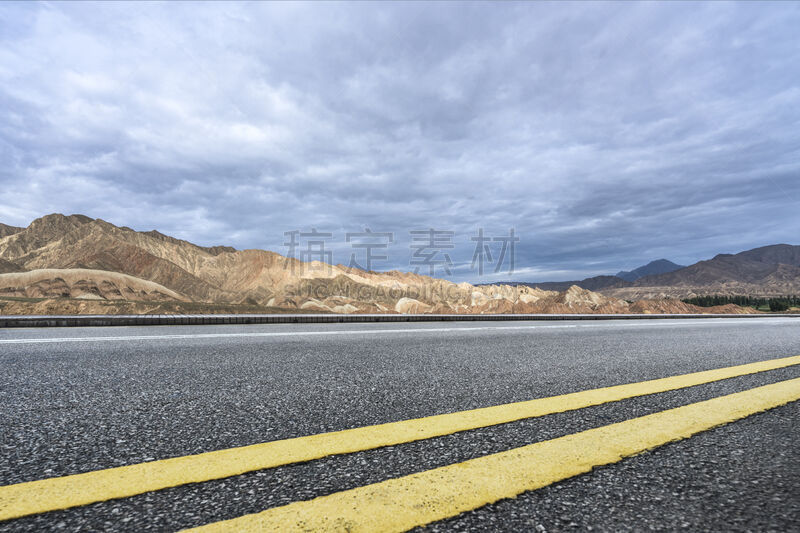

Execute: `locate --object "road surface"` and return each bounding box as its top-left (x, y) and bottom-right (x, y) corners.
top-left (1, 317), bottom-right (799, 531)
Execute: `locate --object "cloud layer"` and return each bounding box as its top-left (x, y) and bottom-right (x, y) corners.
top-left (1, 1), bottom-right (798, 281)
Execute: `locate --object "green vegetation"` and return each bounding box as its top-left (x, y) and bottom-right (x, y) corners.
top-left (769, 299), bottom-right (790, 312)
top-left (681, 295), bottom-right (800, 312)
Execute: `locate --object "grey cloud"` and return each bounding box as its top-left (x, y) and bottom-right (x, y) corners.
top-left (0, 1), bottom-right (798, 282)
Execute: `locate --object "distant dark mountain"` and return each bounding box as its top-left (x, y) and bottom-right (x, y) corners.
top-left (736, 244), bottom-right (800, 267)
top-left (514, 245), bottom-right (800, 299)
top-left (634, 245), bottom-right (800, 287)
top-left (516, 275), bottom-right (630, 292)
top-left (512, 258), bottom-right (683, 291)
top-left (616, 259), bottom-right (684, 282)
top-left (605, 244), bottom-right (800, 299)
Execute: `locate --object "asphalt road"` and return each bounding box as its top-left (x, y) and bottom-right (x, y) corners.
top-left (1, 317), bottom-right (799, 531)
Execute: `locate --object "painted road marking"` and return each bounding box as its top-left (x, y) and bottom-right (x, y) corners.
top-left (186, 377), bottom-right (800, 533)
top-left (0, 318), bottom-right (796, 344)
top-left (5, 325), bottom-right (579, 343)
top-left (1, 355), bottom-right (799, 521)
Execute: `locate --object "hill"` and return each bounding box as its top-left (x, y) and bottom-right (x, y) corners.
top-left (616, 259), bottom-right (685, 282)
top-left (604, 244), bottom-right (800, 300)
top-left (518, 259), bottom-right (684, 291)
top-left (0, 258), bottom-right (24, 274)
top-left (0, 223), bottom-right (23, 239)
top-left (0, 213), bottom-right (762, 315)
top-left (513, 275), bottom-right (628, 292)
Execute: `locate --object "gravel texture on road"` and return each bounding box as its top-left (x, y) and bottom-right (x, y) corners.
top-left (1, 318), bottom-right (798, 531)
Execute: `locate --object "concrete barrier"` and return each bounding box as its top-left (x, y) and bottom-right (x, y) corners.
top-left (0, 313), bottom-right (797, 328)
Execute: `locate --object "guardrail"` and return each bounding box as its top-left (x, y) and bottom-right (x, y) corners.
top-left (0, 313), bottom-right (797, 328)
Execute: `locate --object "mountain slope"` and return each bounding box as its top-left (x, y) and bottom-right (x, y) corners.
top-left (0, 269), bottom-right (185, 301)
top-left (634, 245), bottom-right (800, 287)
top-left (0, 258), bottom-right (24, 274)
top-left (520, 275), bottom-right (629, 292)
top-left (604, 244), bottom-right (800, 299)
top-left (737, 244), bottom-right (800, 267)
top-left (521, 259), bottom-right (684, 291)
top-left (0, 213), bottom-right (771, 314)
top-left (0, 214), bottom-right (568, 313)
top-left (0, 223), bottom-right (23, 239)
top-left (616, 259), bottom-right (685, 282)
top-left (0, 214), bottom-right (238, 303)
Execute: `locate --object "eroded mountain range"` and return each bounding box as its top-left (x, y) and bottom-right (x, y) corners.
top-left (0, 214), bottom-right (793, 315)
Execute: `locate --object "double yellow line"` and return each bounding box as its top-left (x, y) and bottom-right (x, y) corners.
top-left (1, 355), bottom-right (799, 531)
top-left (192, 376), bottom-right (800, 532)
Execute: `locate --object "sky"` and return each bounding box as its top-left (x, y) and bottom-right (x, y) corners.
top-left (1, 1), bottom-right (798, 283)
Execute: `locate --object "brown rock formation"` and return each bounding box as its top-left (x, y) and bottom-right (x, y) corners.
top-left (0, 269), bottom-right (185, 301)
top-left (0, 214), bottom-right (758, 315)
top-left (0, 223), bottom-right (23, 239)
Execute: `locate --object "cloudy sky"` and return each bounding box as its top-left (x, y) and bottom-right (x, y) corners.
top-left (1, 1), bottom-right (798, 282)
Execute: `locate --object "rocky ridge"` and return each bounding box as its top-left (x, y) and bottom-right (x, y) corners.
top-left (604, 245), bottom-right (800, 300)
top-left (0, 214), bottom-right (755, 315)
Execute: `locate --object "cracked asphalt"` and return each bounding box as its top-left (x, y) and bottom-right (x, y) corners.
top-left (1, 317), bottom-right (799, 531)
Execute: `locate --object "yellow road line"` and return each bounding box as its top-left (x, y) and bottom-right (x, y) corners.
top-left (187, 377), bottom-right (800, 533)
top-left (1, 356), bottom-right (799, 521)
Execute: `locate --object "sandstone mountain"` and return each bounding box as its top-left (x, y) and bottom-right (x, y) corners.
top-left (0, 258), bottom-right (24, 274)
top-left (0, 213), bottom-right (756, 315)
top-left (0, 269), bottom-right (184, 301)
top-left (0, 223), bottom-right (23, 239)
